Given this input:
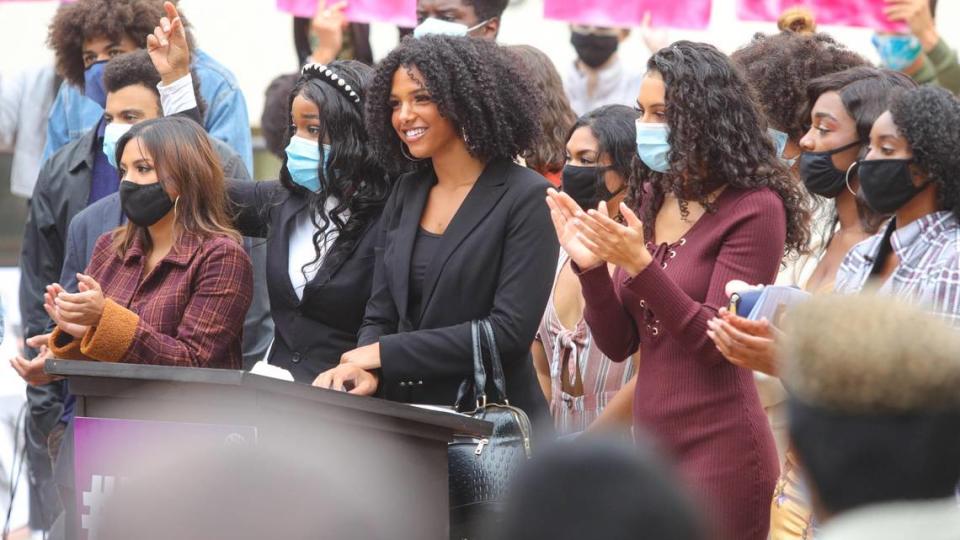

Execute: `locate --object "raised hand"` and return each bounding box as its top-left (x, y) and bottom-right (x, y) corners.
top-left (640, 11), bottom-right (669, 54)
top-left (546, 189), bottom-right (602, 271)
top-left (573, 201), bottom-right (653, 277)
top-left (309, 0), bottom-right (349, 65)
top-left (884, 0), bottom-right (939, 51)
top-left (147, 1), bottom-right (191, 84)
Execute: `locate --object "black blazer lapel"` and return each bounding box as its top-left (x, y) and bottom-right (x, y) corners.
top-left (418, 159), bottom-right (510, 319)
top-left (387, 171), bottom-right (435, 320)
top-left (307, 214), bottom-right (375, 289)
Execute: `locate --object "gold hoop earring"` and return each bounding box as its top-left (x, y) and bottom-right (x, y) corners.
top-left (844, 161), bottom-right (859, 196)
top-left (400, 143), bottom-right (425, 162)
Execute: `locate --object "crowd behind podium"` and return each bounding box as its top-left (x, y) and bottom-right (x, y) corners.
top-left (3, 0), bottom-right (960, 538)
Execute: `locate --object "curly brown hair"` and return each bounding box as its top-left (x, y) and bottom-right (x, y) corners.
top-left (633, 41), bottom-right (811, 256)
top-left (47, 0), bottom-right (195, 88)
top-left (732, 32), bottom-right (868, 143)
top-left (508, 44), bottom-right (577, 176)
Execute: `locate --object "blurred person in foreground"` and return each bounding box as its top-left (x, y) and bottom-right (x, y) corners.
top-left (780, 294), bottom-right (960, 540)
top-left (495, 437), bottom-right (707, 540)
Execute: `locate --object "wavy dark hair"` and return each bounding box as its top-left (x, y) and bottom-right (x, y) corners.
top-left (631, 41), bottom-right (810, 256)
top-left (568, 104), bottom-right (640, 199)
top-left (890, 86), bottom-right (960, 217)
top-left (47, 0), bottom-right (197, 89)
top-left (365, 35), bottom-right (541, 174)
top-left (277, 60), bottom-right (391, 275)
top-left (805, 67), bottom-right (918, 237)
top-left (509, 44), bottom-right (577, 176)
top-left (732, 31), bottom-right (867, 142)
top-left (112, 117), bottom-right (240, 256)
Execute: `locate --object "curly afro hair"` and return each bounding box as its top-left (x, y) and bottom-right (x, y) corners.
top-left (732, 31), bottom-right (868, 143)
top-left (890, 86), bottom-right (960, 217)
top-left (47, 0), bottom-right (195, 89)
top-left (634, 41), bottom-right (811, 256)
top-left (102, 50), bottom-right (207, 119)
top-left (365, 35), bottom-right (541, 174)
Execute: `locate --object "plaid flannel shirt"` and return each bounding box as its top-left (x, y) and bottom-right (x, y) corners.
top-left (835, 211), bottom-right (960, 326)
top-left (50, 231), bottom-right (252, 368)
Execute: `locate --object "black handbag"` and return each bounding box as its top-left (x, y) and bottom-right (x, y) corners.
top-left (448, 319), bottom-right (533, 539)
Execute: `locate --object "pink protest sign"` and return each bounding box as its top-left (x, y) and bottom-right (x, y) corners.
top-left (543, 0), bottom-right (712, 30)
top-left (737, 0), bottom-right (907, 32)
top-left (276, 0), bottom-right (417, 27)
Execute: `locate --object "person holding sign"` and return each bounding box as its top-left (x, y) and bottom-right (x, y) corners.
top-left (547, 41), bottom-right (809, 540)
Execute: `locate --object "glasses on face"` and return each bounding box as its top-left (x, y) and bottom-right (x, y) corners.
top-left (570, 25), bottom-right (621, 37)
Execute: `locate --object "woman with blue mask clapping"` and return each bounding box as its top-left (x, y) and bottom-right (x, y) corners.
top-left (546, 41), bottom-right (810, 540)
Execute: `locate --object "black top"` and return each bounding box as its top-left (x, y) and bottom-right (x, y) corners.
top-left (227, 180), bottom-right (382, 383)
top-left (409, 227), bottom-right (444, 324)
top-left (357, 158), bottom-right (560, 441)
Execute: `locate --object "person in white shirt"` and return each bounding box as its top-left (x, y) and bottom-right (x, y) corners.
top-left (562, 24), bottom-right (651, 116)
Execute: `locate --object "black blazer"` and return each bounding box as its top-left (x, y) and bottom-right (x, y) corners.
top-left (229, 181), bottom-right (380, 382)
top-left (358, 159), bottom-right (559, 434)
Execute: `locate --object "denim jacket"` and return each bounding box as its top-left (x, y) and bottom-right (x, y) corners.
top-left (41, 49), bottom-right (253, 172)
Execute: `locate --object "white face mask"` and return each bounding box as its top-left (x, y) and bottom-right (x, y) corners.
top-left (413, 17), bottom-right (490, 38)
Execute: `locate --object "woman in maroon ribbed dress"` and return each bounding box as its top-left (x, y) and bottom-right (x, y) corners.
top-left (546, 42), bottom-right (811, 539)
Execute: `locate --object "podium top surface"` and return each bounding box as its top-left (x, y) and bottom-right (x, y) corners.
top-left (47, 359), bottom-right (492, 436)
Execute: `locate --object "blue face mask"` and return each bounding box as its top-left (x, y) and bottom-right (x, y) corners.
top-left (872, 33), bottom-right (923, 71)
top-left (102, 122), bottom-right (132, 169)
top-left (768, 128), bottom-right (797, 167)
top-left (635, 121), bottom-right (671, 173)
top-left (285, 136), bottom-right (330, 193)
top-left (413, 17), bottom-right (489, 38)
top-left (84, 60), bottom-right (109, 108)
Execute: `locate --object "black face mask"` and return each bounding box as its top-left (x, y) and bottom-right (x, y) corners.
top-left (858, 158), bottom-right (930, 214)
top-left (799, 140), bottom-right (862, 197)
top-left (120, 180), bottom-right (174, 227)
top-left (570, 32), bottom-right (619, 69)
top-left (562, 164), bottom-right (621, 211)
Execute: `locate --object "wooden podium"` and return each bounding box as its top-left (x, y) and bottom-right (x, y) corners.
top-left (46, 359), bottom-right (492, 540)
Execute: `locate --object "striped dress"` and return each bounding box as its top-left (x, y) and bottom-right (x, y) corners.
top-left (538, 253), bottom-right (635, 434)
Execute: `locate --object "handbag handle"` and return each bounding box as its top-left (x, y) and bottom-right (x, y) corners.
top-left (456, 319), bottom-right (510, 411)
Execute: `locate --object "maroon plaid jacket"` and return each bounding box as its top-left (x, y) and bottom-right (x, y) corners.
top-left (51, 230), bottom-right (252, 368)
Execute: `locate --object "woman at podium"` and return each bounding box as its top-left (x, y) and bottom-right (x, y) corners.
top-left (313, 35), bottom-right (558, 438)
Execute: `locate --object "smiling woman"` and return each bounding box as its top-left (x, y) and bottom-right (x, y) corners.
top-left (316, 35), bottom-right (558, 445)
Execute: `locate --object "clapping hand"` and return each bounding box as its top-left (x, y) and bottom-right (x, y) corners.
top-left (9, 334), bottom-right (62, 386)
top-left (546, 188), bottom-right (603, 271)
top-left (44, 283), bottom-right (89, 339)
top-left (707, 308), bottom-right (782, 377)
top-left (147, 1), bottom-right (190, 84)
top-left (54, 274), bottom-right (106, 328)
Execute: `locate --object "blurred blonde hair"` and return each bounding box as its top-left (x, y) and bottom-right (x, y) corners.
top-left (777, 7), bottom-right (816, 35)
top-left (781, 294), bottom-right (960, 414)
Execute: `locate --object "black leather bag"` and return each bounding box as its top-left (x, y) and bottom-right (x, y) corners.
top-left (448, 319), bottom-right (533, 538)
